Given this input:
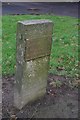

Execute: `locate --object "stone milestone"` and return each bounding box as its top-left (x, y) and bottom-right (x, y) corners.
top-left (14, 20), bottom-right (53, 109)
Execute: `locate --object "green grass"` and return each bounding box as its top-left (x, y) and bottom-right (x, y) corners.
top-left (2, 15), bottom-right (78, 78)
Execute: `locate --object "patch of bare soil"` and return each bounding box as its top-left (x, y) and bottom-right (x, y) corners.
top-left (2, 74), bottom-right (79, 119)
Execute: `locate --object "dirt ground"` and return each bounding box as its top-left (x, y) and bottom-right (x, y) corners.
top-left (2, 74), bottom-right (79, 119)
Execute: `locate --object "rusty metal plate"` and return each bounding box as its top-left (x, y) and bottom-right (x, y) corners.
top-left (16, 20), bottom-right (53, 62)
top-left (24, 23), bottom-right (53, 40)
top-left (24, 36), bottom-right (52, 61)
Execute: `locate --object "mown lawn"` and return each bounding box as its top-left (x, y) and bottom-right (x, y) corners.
top-left (2, 15), bottom-right (78, 78)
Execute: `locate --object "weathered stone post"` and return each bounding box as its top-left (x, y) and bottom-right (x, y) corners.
top-left (14, 20), bottom-right (53, 109)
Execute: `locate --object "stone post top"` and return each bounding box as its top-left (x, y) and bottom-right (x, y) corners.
top-left (18, 19), bottom-right (53, 25)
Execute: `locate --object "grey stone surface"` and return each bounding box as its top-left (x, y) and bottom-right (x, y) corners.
top-left (14, 20), bottom-right (53, 109)
top-left (0, 103), bottom-right (2, 120)
top-left (1, 0), bottom-right (79, 2)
